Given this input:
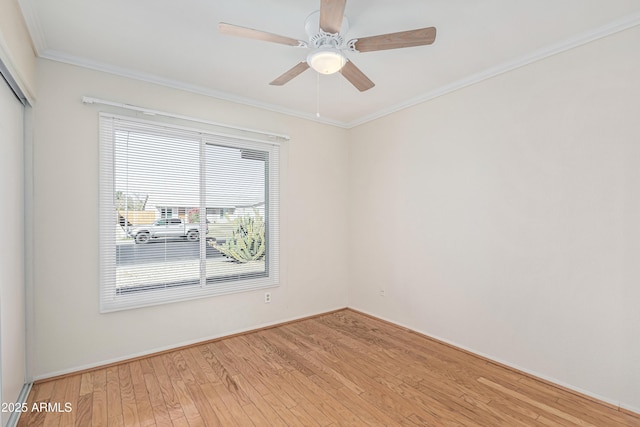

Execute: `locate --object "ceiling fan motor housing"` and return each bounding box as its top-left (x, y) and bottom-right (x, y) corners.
top-left (305, 11), bottom-right (349, 75)
top-left (309, 30), bottom-right (344, 49)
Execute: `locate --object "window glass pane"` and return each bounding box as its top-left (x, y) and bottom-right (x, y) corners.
top-left (100, 114), bottom-right (280, 311)
top-left (114, 128), bottom-right (202, 294)
top-left (205, 143), bottom-right (267, 284)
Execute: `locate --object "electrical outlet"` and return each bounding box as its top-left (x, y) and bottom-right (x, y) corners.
top-left (264, 292), bottom-right (272, 303)
top-left (379, 290), bottom-right (385, 297)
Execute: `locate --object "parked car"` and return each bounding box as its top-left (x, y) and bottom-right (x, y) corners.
top-left (127, 218), bottom-right (208, 244)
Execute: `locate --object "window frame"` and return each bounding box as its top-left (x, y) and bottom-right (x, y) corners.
top-left (99, 113), bottom-right (280, 312)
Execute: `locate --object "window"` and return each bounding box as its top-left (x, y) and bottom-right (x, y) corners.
top-left (100, 114), bottom-right (280, 311)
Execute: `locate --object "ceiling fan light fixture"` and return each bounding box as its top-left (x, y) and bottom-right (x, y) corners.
top-left (307, 47), bottom-right (345, 75)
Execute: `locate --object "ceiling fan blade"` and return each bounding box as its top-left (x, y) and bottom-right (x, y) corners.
top-left (341, 60), bottom-right (375, 92)
top-left (270, 62), bottom-right (310, 86)
top-left (219, 22), bottom-right (305, 47)
top-left (319, 0), bottom-right (346, 33)
top-left (353, 27), bottom-right (436, 52)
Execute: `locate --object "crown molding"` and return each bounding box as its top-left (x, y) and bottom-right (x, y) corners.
top-left (39, 49), bottom-right (349, 128)
top-left (344, 11), bottom-right (640, 128)
top-left (29, 9), bottom-right (640, 129)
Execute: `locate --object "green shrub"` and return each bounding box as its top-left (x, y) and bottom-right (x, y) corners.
top-left (209, 211), bottom-right (265, 263)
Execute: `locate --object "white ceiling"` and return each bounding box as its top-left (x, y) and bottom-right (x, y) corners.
top-left (19, 0), bottom-right (640, 127)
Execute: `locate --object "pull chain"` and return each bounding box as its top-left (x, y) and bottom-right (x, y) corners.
top-left (316, 72), bottom-right (320, 118)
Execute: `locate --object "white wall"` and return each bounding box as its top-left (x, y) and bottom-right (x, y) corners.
top-left (0, 0), bottom-right (36, 100)
top-left (31, 59), bottom-right (350, 377)
top-left (348, 26), bottom-right (640, 411)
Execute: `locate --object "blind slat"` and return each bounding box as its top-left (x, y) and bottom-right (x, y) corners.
top-left (99, 114), bottom-right (279, 312)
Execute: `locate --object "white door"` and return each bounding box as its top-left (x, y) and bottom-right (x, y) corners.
top-left (0, 73), bottom-right (26, 427)
top-left (167, 218), bottom-right (184, 237)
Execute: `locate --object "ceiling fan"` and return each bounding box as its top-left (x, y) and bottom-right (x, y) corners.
top-left (219, 0), bottom-right (436, 92)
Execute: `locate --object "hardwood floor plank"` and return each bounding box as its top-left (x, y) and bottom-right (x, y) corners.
top-left (291, 336), bottom-right (382, 395)
top-left (33, 381), bottom-right (55, 402)
top-left (260, 393), bottom-right (305, 426)
top-left (537, 414), bottom-right (574, 426)
top-left (106, 367), bottom-right (124, 422)
top-left (231, 377), bottom-right (288, 427)
top-left (259, 329), bottom-right (317, 376)
top-left (243, 366), bottom-right (298, 410)
top-left (240, 403), bottom-right (271, 426)
top-left (236, 334), bottom-right (286, 372)
top-left (302, 317), bottom-right (417, 383)
top-left (167, 352), bottom-right (198, 389)
top-left (19, 310), bottom-right (640, 427)
top-left (41, 377), bottom-right (68, 427)
top-left (91, 369), bottom-right (108, 427)
top-left (199, 343), bottom-right (249, 405)
top-left (484, 397), bottom-right (541, 426)
top-left (205, 342), bottom-right (242, 378)
top-left (221, 336), bottom-right (280, 397)
top-left (107, 414), bottom-right (125, 427)
top-left (140, 360), bottom-right (172, 426)
top-left (478, 376), bottom-right (599, 426)
top-left (175, 349), bottom-right (208, 386)
top-left (148, 403), bottom-right (172, 426)
top-left (169, 416), bottom-right (189, 427)
top-left (74, 392), bottom-right (93, 427)
top-left (554, 396), bottom-right (640, 426)
top-left (223, 337), bottom-right (301, 408)
top-left (25, 406), bottom-right (47, 427)
top-left (185, 383), bottom-right (223, 427)
top-left (376, 375), bottom-right (483, 426)
top-left (275, 369), bottom-right (341, 426)
top-left (287, 403), bottom-right (324, 427)
top-left (168, 379), bottom-right (205, 427)
top-left (292, 370), bottom-right (364, 425)
top-left (227, 373), bottom-right (264, 409)
top-left (78, 372), bottom-right (94, 396)
top-left (211, 382), bottom-right (254, 425)
top-left (59, 374), bottom-right (81, 427)
top-left (302, 349), bottom-right (365, 394)
top-left (271, 324), bottom-right (315, 354)
top-left (331, 385), bottom-right (400, 426)
top-left (203, 342), bottom-right (252, 407)
top-left (319, 314), bottom-right (468, 387)
top-left (462, 392), bottom-right (540, 426)
top-left (197, 344), bottom-right (231, 381)
top-left (118, 364), bottom-right (141, 427)
top-left (128, 361), bottom-right (156, 427)
top-left (150, 356), bottom-right (185, 421)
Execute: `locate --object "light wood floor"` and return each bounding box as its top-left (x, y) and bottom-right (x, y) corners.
top-left (18, 309), bottom-right (639, 426)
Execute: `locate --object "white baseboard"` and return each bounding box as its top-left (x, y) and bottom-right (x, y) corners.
top-left (33, 306), bottom-right (348, 382)
top-left (6, 382), bottom-right (32, 427)
top-left (349, 306), bottom-right (640, 416)
top-left (30, 304), bottom-right (640, 417)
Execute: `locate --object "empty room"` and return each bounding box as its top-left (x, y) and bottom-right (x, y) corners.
top-left (1, 0), bottom-right (639, 426)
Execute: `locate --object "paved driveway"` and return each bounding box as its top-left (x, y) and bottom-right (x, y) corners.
top-left (116, 239), bottom-right (223, 265)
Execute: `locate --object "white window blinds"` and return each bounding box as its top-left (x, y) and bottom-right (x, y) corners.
top-left (99, 114), bottom-right (279, 311)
